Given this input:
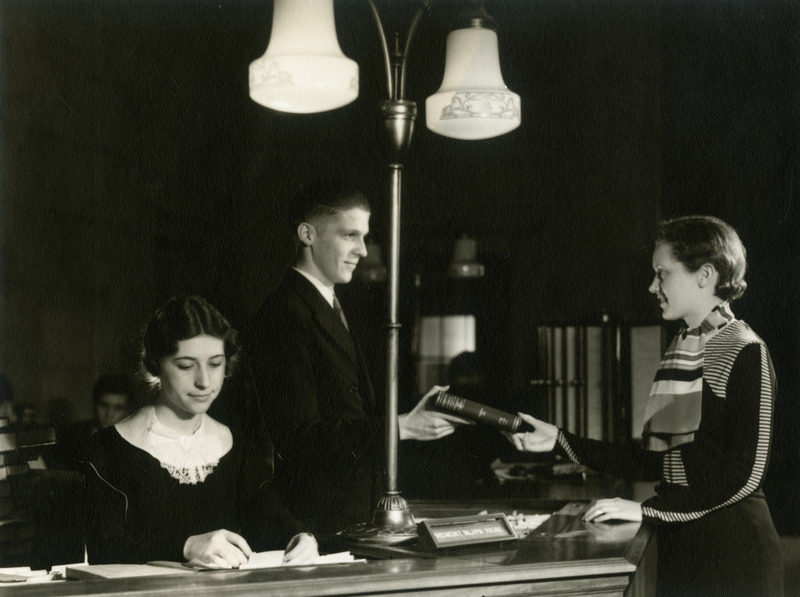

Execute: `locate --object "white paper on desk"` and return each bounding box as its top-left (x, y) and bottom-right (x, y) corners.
top-left (0, 567), bottom-right (57, 583)
top-left (239, 551), bottom-right (360, 570)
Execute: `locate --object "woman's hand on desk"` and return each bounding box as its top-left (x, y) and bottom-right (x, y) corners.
top-left (583, 498), bottom-right (643, 523)
top-left (504, 412), bottom-right (558, 452)
top-left (282, 533), bottom-right (318, 565)
top-left (183, 529), bottom-right (252, 569)
top-left (581, 520), bottom-right (641, 543)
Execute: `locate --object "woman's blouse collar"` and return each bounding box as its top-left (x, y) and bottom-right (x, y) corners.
top-left (116, 405), bottom-right (233, 484)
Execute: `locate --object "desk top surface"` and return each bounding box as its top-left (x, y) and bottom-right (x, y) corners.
top-left (5, 493), bottom-right (654, 597)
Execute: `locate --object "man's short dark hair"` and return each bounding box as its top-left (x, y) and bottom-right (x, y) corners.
top-left (92, 374), bottom-right (132, 407)
top-left (287, 179), bottom-right (370, 234)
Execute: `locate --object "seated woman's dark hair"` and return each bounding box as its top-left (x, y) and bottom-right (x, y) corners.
top-left (656, 215), bottom-right (747, 301)
top-left (139, 296), bottom-right (241, 387)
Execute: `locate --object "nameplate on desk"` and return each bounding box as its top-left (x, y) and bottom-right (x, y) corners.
top-left (416, 513), bottom-right (517, 551)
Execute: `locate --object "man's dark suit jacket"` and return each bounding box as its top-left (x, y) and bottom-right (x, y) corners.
top-left (248, 269), bottom-right (386, 535)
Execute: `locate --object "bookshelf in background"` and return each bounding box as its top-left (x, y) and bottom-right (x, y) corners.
top-left (529, 319), bottom-right (664, 444)
top-left (0, 416), bottom-right (34, 567)
top-left (0, 417), bottom-right (57, 567)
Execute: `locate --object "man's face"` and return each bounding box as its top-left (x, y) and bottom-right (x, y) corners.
top-left (305, 207), bottom-right (370, 286)
top-left (95, 393), bottom-right (129, 428)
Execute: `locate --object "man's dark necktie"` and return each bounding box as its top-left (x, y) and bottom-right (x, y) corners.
top-left (332, 294), bottom-right (349, 331)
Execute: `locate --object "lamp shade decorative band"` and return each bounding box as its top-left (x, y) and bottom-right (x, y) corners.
top-left (426, 27), bottom-right (520, 140)
top-left (249, 0), bottom-right (359, 113)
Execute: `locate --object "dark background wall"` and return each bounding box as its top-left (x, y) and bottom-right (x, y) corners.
top-left (1, 0), bottom-right (798, 530)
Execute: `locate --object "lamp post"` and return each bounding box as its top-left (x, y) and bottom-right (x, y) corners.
top-left (249, 0), bottom-right (520, 544)
top-left (346, 1), bottom-right (429, 542)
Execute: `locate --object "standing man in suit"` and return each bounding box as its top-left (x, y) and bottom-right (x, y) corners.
top-left (249, 179), bottom-right (469, 535)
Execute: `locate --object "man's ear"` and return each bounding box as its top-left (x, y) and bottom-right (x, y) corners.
top-left (297, 222), bottom-right (314, 246)
top-left (697, 263), bottom-right (719, 289)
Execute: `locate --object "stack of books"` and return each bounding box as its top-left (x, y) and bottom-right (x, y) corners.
top-left (0, 417), bottom-right (56, 567)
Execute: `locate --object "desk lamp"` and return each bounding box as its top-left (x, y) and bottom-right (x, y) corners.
top-left (249, 0), bottom-right (520, 544)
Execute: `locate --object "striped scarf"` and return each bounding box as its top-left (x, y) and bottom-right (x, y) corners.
top-left (642, 303), bottom-right (734, 451)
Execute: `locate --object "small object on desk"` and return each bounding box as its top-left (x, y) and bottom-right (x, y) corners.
top-left (490, 458), bottom-right (554, 483)
top-left (431, 391), bottom-right (532, 432)
top-left (416, 513), bottom-right (517, 551)
top-left (503, 510), bottom-right (553, 538)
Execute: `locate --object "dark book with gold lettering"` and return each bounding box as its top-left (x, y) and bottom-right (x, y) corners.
top-left (431, 391), bottom-right (531, 432)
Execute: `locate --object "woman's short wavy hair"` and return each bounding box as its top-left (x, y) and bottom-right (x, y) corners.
top-left (656, 215), bottom-right (748, 301)
top-left (138, 295), bottom-right (241, 388)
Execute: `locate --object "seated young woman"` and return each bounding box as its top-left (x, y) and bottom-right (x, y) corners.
top-left (85, 295), bottom-right (318, 569)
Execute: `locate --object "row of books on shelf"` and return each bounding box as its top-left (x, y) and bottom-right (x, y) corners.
top-left (1, 416), bottom-right (57, 566)
top-left (0, 418), bottom-right (55, 478)
top-left (0, 417), bottom-right (58, 451)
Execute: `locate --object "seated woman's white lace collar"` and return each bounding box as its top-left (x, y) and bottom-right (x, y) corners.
top-left (116, 406), bottom-right (233, 485)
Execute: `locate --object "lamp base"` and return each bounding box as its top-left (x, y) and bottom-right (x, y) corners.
top-left (338, 492), bottom-right (418, 545)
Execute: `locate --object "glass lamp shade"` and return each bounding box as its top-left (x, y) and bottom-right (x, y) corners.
top-left (426, 27), bottom-right (520, 140)
top-left (249, 0), bottom-right (359, 113)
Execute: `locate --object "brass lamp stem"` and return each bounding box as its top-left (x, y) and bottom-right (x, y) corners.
top-left (380, 99), bottom-right (416, 499)
top-left (341, 1), bottom-right (430, 544)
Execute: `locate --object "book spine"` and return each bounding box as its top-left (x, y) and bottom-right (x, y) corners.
top-left (434, 391), bottom-right (522, 432)
top-left (0, 432), bottom-right (17, 452)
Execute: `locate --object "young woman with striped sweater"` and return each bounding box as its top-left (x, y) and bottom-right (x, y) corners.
top-left (508, 216), bottom-right (782, 596)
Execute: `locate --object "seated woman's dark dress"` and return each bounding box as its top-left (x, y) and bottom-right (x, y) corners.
top-left (85, 407), bottom-right (302, 564)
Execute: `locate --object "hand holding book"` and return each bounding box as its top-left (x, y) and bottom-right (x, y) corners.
top-left (505, 411), bottom-right (558, 453)
top-left (399, 385), bottom-right (476, 441)
top-left (430, 391), bottom-right (534, 433)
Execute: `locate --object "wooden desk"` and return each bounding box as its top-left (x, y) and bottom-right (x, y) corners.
top-left (6, 494), bottom-right (656, 597)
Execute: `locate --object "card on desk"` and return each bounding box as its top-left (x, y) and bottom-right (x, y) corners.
top-left (240, 550), bottom-right (361, 569)
top-left (65, 551), bottom-right (361, 579)
top-left (65, 564), bottom-right (195, 579)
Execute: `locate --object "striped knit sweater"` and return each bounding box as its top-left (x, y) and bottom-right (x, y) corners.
top-left (557, 319), bottom-right (775, 524)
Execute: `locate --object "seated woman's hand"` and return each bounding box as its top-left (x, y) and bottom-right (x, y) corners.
top-left (503, 412), bottom-right (559, 452)
top-left (282, 533), bottom-right (318, 565)
top-left (183, 529), bottom-right (252, 569)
